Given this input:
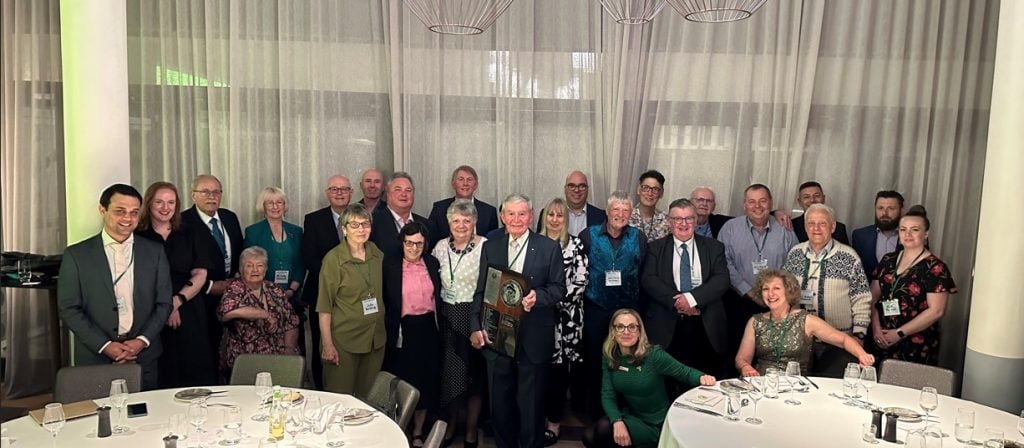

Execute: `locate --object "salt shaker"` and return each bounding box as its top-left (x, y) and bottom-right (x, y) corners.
top-left (96, 406), bottom-right (112, 438)
top-left (882, 412), bottom-right (899, 442)
top-left (162, 434), bottom-right (179, 448)
top-left (871, 409), bottom-right (883, 439)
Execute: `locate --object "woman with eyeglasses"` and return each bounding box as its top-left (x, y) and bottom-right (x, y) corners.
top-left (317, 203), bottom-right (386, 397)
top-left (244, 187), bottom-right (305, 316)
top-left (382, 221), bottom-right (442, 446)
top-left (582, 309), bottom-right (715, 448)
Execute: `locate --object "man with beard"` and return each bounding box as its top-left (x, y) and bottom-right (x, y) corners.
top-left (851, 190), bottom-right (904, 278)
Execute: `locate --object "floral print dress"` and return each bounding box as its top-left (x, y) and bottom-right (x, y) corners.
top-left (873, 252), bottom-right (957, 365)
top-left (217, 279), bottom-right (300, 374)
top-left (553, 235), bottom-right (588, 364)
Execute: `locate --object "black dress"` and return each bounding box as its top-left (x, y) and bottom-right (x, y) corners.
top-left (136, 226), bottom-right (218, 387)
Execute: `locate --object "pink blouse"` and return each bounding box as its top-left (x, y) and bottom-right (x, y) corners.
top-left (401, 259), bottom-right (435, 317)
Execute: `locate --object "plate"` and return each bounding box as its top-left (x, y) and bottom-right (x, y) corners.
top-left (262, 392), bottom-right (305, 406)
top-left (174, 388), bottom-right (213, 402)
top-left (718, 379), bottom-right (753, 394)
top-left (882, 406), bottom-right (922, 423)
top-left (339, 408), bottom-right (375, 425)
top-left (1000, 440), bottom-right (1024, 448)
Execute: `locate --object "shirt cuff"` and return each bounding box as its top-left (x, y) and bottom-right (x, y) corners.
top-left (99, 341), bottom-right (112, 354)
top-left (205, 280), bottom-right (214, 294)
top-left (137, 336), bottom-right (151, 347)
top-left (683, 292), bottom-right (698, 308)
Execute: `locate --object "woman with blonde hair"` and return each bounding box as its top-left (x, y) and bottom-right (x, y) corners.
top-left (244, 187), bottom-right (304, 306)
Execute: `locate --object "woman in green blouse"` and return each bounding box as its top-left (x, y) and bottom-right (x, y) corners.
top-left (317, 203), bottom-right (386, 397)
top-left (583, 309), bottom-right (716, 448)
top-left (244, 187), bottom-right (304, 306)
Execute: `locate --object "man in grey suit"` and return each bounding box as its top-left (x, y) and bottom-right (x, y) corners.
top-left (642, 198), bottom-right (731, 380)
top-left (58, 184), bottom-right (172, 390)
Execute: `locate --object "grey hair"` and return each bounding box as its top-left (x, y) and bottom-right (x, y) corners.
top-left (502, 194), bottom-right (533, 211)
top-left (606, 190), bottom-right (632, 209)
top-left (387, 171), bottom-right (415, 189)
top-left (256, 186), bottom-right (287, 214)
top-left (340, 203), bottom-right (373, 228)
top-left (804, 203), bottom-right (836, 224)
top-left (446, 199), bottom-right (478, 222)
top-left (668, 198), bottom-right (697, 213)
top-left (191, 174), bottom-right (222, 191)
top-left (690, 186), bottom-right (716, 199)
top-left (239, 246), bottom-right (269, 265)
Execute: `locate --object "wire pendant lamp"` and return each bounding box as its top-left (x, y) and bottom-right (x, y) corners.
top-left (665, 0), bottom-right (769, 22)
top-left (599, 0), bottom-right (669, 25)
top-left (403, 0), bottom-right (515, 35)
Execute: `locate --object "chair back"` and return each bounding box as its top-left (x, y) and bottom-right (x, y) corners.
top-left (363, 371), bottom-right (420, 429)
top-left (879, 359), bottom-right (956, 395)
top-left (54, 364), bottom-right (142, 403)
top-left (423, 419), bottom-right (447, 448)
top-left (229, 354), bottom-right (304, 388)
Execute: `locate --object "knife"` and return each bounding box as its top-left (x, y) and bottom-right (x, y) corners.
top-left (802, 376), bottom-right (819, 389)
top-left (673, 402), bottom-right (724, 417)
top-left (739, 376), bottom-right (761, 392)
top-left (697, 386), bottom-right (727, 396)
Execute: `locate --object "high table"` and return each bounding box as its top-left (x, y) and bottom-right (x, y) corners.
top-left (658, 377), bottom-right (1022, 447)
top-left (1, 385), bottom-right (408, 447)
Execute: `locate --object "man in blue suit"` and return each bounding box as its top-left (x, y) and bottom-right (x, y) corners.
top-left (470, 194), bottom-right (567, 448)
top-left (58, 184), bottom-right (172, 390)
top-left (851, 190), bottom-right (904, 278)
top-left (427, 165), bottom-right (499, 240)
top-left (537, 170), bottom-right (606, 236)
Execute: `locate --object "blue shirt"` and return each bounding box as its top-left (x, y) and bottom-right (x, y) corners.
top-left (717, 215), bottom-right (797, 296)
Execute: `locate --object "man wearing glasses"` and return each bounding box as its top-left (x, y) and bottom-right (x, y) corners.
top-left (629, 170), bottom-right (670, 240)
top-left (689, 187), bottom-right (732, 239)
top-left (181, 174), bottom-right (244, 372)
top-left (543, 170), bottom-right (606, 237)
top-left (641, 198), bottom-right (732, 381)
top-left (300, 174), bottom-right (353, 388)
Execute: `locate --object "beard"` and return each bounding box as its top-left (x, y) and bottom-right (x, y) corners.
top-left (875, 216), bottom-right (898, 231)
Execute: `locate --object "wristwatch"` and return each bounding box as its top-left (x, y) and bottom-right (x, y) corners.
top-left (896, 329), bottom-right (906, 339)
top-left (172, 293), bottom-right (186, 303)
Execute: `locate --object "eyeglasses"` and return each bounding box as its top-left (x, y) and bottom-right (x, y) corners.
top-left (565, 183), bottom-right (589, 191)
top-left (667, 216), bottom-right (697, 224)
top-left (346, 221), bottom-right (371, 229)
top-left (692, 197), bottom-right (714, 204)
top-left (614, 323), bottom-right (638, 333)
top-left (403, 240), bottom-right (425, 248)
top-left (193, 189), bottom-right (222, 198)
top-left (326, 187), bottom-right (352, 194)
top-left (639, 185), bottom-right (663, 194)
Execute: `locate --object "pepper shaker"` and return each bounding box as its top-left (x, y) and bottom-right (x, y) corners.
top-left (96, 406), bottom-right (112, 438)
top-left (871, 409), bottom-right (883, 439)
top-left (162, 434), bottom-right (178, 448)
top-left (882, 412), bottom-right (899, 442)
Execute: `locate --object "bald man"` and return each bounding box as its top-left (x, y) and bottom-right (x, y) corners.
top-left (357, 168), bottom-right (387, 212)
top-left (537, 170), bottom-right (606, 236)
top-left (690, 187), bottom-right (732, 239)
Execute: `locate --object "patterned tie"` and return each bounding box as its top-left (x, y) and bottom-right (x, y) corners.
top-left (678, 243), bottom-right (693, 292)
top-left (209, 217), bottom-right (227, 256)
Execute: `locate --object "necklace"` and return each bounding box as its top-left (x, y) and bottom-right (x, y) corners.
top-left (448, 238), bottom-right (476, 255)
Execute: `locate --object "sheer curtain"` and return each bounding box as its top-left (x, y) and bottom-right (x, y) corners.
top-left (1, 0), bottom-right (66, 397)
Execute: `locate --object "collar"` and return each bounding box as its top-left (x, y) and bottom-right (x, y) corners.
top-left (331, 208), bottom-right (342, 223)
top-left (673, 236), bottom-right (694, 252)
top-left (876, 227), bottom-right (897, 236)
top-left (508, 230), bottom-right (530, 246)
top-left (746, 217), bottom-right (771, 232)
top-left (402, 258), bottom-right (426, 269)
top-left (196, 207), bottom-right (220, 225)
top-left (389, 207), bottom-right (412, 224)
top-left (567, 204), bottom-right (587, 217)
top-left (804, 239), bottom-right (835, 258)
top-left (102, 230), bottom-right (134, 247)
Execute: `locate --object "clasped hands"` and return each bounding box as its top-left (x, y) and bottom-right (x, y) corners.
top-left (103, 338), bottom-right (146, 363)
top-left (674, 294), bottom-right (700, 316)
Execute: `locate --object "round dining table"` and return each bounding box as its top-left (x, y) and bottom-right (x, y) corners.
top-left (1, 385), bottom-right (408, 447)
top-left (658, 377), bottom-right (1022, 448)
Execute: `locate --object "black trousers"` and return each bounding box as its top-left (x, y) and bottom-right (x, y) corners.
top-left (582, 301), bottom-right (615, 419)
top-left (300, 305), bottom-right (324, 388)
top-left (484, 350), bottom-right (548, 448)
top-left (544, 362), bottom-right (571, 422)
top-left (666, 315), bottom-right (726, 395)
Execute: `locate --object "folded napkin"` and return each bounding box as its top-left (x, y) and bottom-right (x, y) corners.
top-left (685, 392), bottom-right (724, 407)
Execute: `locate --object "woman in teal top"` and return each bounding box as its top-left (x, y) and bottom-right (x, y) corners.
top-left (583, 309), bottom-right (716, 448)
top-left (244, 187), bottom-right (305, 308)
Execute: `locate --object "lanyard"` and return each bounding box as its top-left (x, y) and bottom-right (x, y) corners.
top-left (447, 247), bottom-right (468, 283)
top-left (354, 260), bottom-right (374, 298)
top-left (112, 247), bottom-right (135, 287)
top-left (888, 249), bottom-right (927, 298)
top-left (801, 241), bottom-right (833, 290)
top-left (768, 313), bottom-right (796, 364)
top-left (749, 221), bottom-right (770, 257)
top-left (509, 236), bottom-right (528, 268)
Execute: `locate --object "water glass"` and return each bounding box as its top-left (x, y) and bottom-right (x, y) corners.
top-left (905, 430), bottom-right (926, 448)
top-left (42, 403), bottom-right (65, 448)
top-left (954, 408), bottom-right (975, 443)
top-left (745, 388), bottom-right (763, 425)
top-left (253, 372), bottom-right (273, 422)
top-left (188, 398), bottom-right (208, 434)
top-left (325, 420), bottom-right (347, 447)
top-left (220, 405), bottom-right (243, 446)
top-left (923, 430), bottom-right (943, 448)
top-left (784, 361), bottom-right (802, 405)
top-left (724, 392), bottom-right (741, 422)
top-left (285, 402), bottom-right (306, 441)
top-left (983, 428), bottom-right (1004, 448)
top-left (862, 423), bottom-right (879, 444)
top-left (168, 413), bottom-right (189, 440)
top-left (843, 363), bottom-right (861, 399)
top-left (860, 366), bottom-right (877, 405)
top-left (109, 379), bottom-right (130, 433)
top-left (764, 368), bottom-right (780, 399)
top-left (303, 396), bottom-right (322, 429)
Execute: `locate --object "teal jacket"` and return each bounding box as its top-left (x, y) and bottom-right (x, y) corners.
top-left (244, 219), bottom-right (305, 291)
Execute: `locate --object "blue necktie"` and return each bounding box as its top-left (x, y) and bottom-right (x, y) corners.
top-left (209, 217), bottom-right (227, 257)
top-left (678, 243), bottom-right (693, 292)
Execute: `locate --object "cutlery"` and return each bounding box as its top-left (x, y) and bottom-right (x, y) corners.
top-left (673, 402), bottom-right (724, 417)
top-left (739, 377), bottom-right (761, 392)
top-left (802, 376), bottom-right (819, 389)
top-left (698, 386), bottom-right (727, 396)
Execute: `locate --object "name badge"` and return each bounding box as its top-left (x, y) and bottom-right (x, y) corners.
top-left (800, 290), bottom-right (815, 308)
top-left (274, 270), bottom-right (289, 285)
top-left (605, 270), bottom-right (622, 286)
top-left (116, 296), bottom-right (129, 316)
top-left (881, 299), bottom-right (900, 317)
top-left (362, 297), bottom-right (379, 315)
top-left (445, 289), bottom-right (456, 303)
top-left (751, 259), bottom-right (769, 275)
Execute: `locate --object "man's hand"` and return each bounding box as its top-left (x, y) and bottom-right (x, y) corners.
top-left (774, 210), bottom-right (793, 230)
top-left (102, 341), bottom-right (138, 363)
top-left (166, 309), bottom-right (182, 328)
top-left (470, 330), bottom-right (492, 349)
top-left (522, 290), bottom-right (537, 312)
top-left (673, 294), bottom-right (700, 316)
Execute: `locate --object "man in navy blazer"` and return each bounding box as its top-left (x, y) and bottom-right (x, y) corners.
top-left (58, 184), bottom-right (172, 390)
top-left (850, 190), bottom-right (904, 278)
top-left (427, 165), bottom-right (499, 240)
top-left (470, 194), bottom-right (567, 448)
top-left (537, 170), bottom-right (606, 236)
top-left (690, 187), bottom-right (731, 239)
top-left (792, 181), bottom-right (850, 244)
top-left (300, 174), bottom-right (351, 388)
top-left (642, 198), bottom-right (732, 380)
top-left (370, 172), bottom-right (433, 260)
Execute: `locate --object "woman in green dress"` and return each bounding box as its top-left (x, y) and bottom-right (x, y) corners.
top-left (583, 309), bottom-right (716, 448)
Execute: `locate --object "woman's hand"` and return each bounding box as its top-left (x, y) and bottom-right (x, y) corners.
top-left (263, 312), bottom-right (278, 332)
top-left (612, 420), bottom-right (631, 447)
top-left (740, 365), bottom-right (760, 377)
top-left (166, 310), bottom-right (182, 329)
top-left (321, 344), bottom-right (340, 365)
top-left (858, 352), bottom-right (876, 367)
top-left (698, 375), bottom-right (716, 386)
top-left (876, 329), bottom-right (901, 349)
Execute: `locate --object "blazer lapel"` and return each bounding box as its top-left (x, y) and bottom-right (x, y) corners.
top-left (88, 236), bottom-right (118, 306)
top-left (521, 232), bottom-right (539, 275)
top-left (493, 233), bottom-right (510, 269)
top-left (695, 237), bottom-right (712, 282)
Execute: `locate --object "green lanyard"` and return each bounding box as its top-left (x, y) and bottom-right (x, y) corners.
top-left (509, 237), bottom-right (528, 268)
top-left (354, 260), bottom-right (374, 298)
top-left (769, 313), bottom-right (796, 364)
top-left (800, 241), bottom-right (832, 290)
top-left (887, 249), bottom-right (926, 299)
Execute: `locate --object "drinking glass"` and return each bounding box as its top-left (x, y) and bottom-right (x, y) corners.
top-left (17, 259), bottom-right (32, 284)
top-left (220, 405), bottom-right (243, 446)
top-left (785, 361), bottom-right (802, 405)
top-left (109, 378), bottom-right (130, 433)
top-left (325, 420), bottom-right (347, 447)
top-left (252, 372), bottom-right (273, 421)
top-left (843, 363), bottom-right (861, 401)
top-left (862, 423), bottom-right (879, 444)
top-left (188, 398), bottom-right (209, 433)
top-left (764, 368), bottom-right (780, 399)
top-left (285, 401), bottom-right (306, 441)
top-left (923, 430), bottom-right (943, 448)
top-left (919, 387), bottom-right (939, 434)
top-left (905, 430), bottom-right (926, 448)
top-left (745, 388), bottom-right (763, 425)
top-left (724, 392), bottom-right (741, 422)
top-left (982, 428), bottom-right (1004, 448)
top-left (860, 366), bottom-right (877, 406)
top-left (303, 396), bottom-right (322, 430)
top-left (168, 413), bottom-right (189, 441)
top-left (954, 408), bottom-right (975, 444)
top-left (42, 403), bottom-right (65, 448)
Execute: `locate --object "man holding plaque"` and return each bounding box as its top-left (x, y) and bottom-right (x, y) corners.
top-left (470, 194), bottom-right (567, 448)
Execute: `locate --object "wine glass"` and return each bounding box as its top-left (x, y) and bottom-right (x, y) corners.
top-left (220, 405), bottom-right (243, 446)
top-left (954, 407), bottom-right (975, 444)
top-left (843, 363), bottom-right (861, 401)
top-left (188, 398), bottom-right (209, 437)
top-left (919, 387), bottom-right (939, 435)
top-left (325, 414), bottom-right (347, 448)
top-left (785, 361), bottom-right (802, 405)
top-left (745, 387), bottom-right (763, 425)
top-left (860, 366), bottom-right (878, 406)
top-left (285, 402), bottom-right (306, 441)
top-left (42, 403), bottom-right (65, 448)
top-left (763, 368), bottom-right (780, 399)
top-left (252, 372), bottom-right (273, 422)
top-left (303, 396), bottom-right (322, 430)
top-left (109, 378), bottom-right (130, 433)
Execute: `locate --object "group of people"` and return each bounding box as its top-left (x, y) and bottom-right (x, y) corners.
top-left (56, 166), bottom-right (956, 448)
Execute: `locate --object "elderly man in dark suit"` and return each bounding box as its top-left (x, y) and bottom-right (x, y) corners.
top-left (470, 194), bottom-right (567, 448)
top-left (300, 174), bottom-right (351, 388)
top-left (181, 174), bottom-right (243, 375)
top-left (792, 181), bottom-right (850, 244)
top-left (690, 187), bottom-right (732, 239)
top-left (58, 184), bottom-right (172, 390)
top-left (427, 165), bottom-right (499, 241)
top-left (851, 190), bottom-right (904, 278)
top-left (642, 198), bottom-right (732, 381)
top-left (370, 171), bottom-right (433, 260)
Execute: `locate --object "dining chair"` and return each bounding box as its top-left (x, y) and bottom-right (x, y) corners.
top-left (54, 364), bottom-right (142, 403)
top-left (878, 359), bottom-right (956, 395)
top-left (363, 370), bottom-right (420, 429)
top-left (229, 354), bottom-right (304, 388)
top-left (423, 419), bottom-right (447, 448)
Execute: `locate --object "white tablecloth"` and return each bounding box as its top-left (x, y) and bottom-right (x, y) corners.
top-left (658, 377), bottom-right (1021, 448)
top-left (1, 385), bottom-right (407, 447)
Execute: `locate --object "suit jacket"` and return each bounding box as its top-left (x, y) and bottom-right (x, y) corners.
top-left (793, 215), bottom-right (850, 245)
top-left (851, 225), bottom-right (901, 278)
top-left (470, 231), bottom-right (567, 364)
top-left (641, 234), bottom-right (731, 354)
top-left (57, 234), bottom-right (173, 367)
top-left (381, 254), bottom-right (443, 360)
top-left (708, 213), bottom-right (731, 239)
top-left (369, 207), bottom-right (432, 261)
top-left (427, 197), bottom-right (500, 241)
top-left (181, 206), bottom-right (244, 283)
top-left (536, 202), bottom-right (607, 231)
top-left (301, 206), bottom-right (342, 307)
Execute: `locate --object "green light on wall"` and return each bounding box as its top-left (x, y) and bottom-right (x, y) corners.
top-left (155, 65), bottom-right (227, 87)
